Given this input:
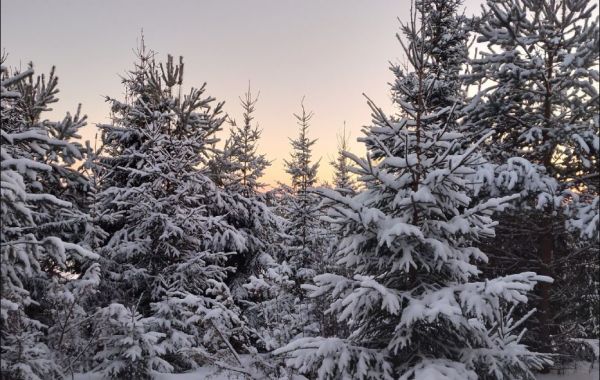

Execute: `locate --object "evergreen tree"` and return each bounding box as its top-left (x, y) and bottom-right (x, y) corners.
top-left (226, 85), bottom-right (270, 197)
top-left (246, 100), bottom-right (328, 364)
top-left (469, 0), bottom-right (598, 183)
top-left (241, 184), bottom-right (307, 355)
top-left (90, 46), bottom-right (257, 377)
top-left (467, 0), bottom-right (599, 359)
top-left (283, 99), bottom-right (322, 281)
top-left (1, 58), bottom-right (98, 380)
top-left (330, 125), bottom-right (357, 197)
top-left (275, 2), bottom-right (552, 378)
top-left (316, 125), bottom-right (359, 339)
top-left (390, 0), bottom-right (469, 134)
top-left (217, 85), bottom-right (279, 302)
top-left (209, 87), bottom-right (289, 361)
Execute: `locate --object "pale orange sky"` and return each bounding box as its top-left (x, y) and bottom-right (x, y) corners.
top-left (1, 0), bottom-right (484, 186)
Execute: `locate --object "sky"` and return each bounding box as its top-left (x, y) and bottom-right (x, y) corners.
top-left (1, 0), bottom-right (483, 186)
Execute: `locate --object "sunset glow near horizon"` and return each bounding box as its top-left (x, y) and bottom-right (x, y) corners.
top-left (1, 0), bottom-right (483, 186)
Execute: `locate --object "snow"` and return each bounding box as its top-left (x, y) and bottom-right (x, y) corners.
top-left (74, 374), bottom-right (103, 380)
top-left (536, 362), bottom-right (599, 380)
top-left (154, 367), bottom-right (243, 380)
top-left (73, 362), bottom-right (598, 379)
top-left (73, 372), bottom-right (230, 380)
top-left (571, 339), bottom-right (600, 358)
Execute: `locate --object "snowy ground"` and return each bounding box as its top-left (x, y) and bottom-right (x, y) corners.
top-left (154, 366), bottom-right (242, 380)
top-left (154, 365), bottom-right (598, 380)
top-left (536, 362), bottom-right (599, 380)
top-left (75, 361), bottom-right (598, 379)
top-left (73, 367), bottom-right (236, 380)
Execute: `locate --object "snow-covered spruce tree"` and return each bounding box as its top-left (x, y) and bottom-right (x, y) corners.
top-left (275, 2), bottom-right (552, 379)
top-left (1, 58), bottom-right (98, 380)
top-left (324, 126), bottom-right (359, 280)
top-left (283, 100), bottom-right (331, 341)
top-left (392, 0), bottom-right (469, 128)
top-left (330, 125), bottom-right (357, 197)
top-left (237, 184), bottom-right (307, 356)
top-left (469, 0), bottom-right (599, 183)
top-left (225, 85), bottom-right (270, 197)
top-left (311, 126), bottom-right (360, 340)
top-left (207, 86), bottom-right (294, 363)
top-left (246, 100), bottom-right (327, 361)
top-left (467, 0), bottom-right (599, 358)
top-left (216, 85), bottom-right (279, 300)
top-left (90, 47), bottom-right (258, 377)
top-left (283, 99), bottom-right (323, 286)
top-left (8, 61), bottom-right (104, 375)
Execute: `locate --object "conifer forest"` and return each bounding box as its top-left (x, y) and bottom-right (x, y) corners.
top-left (1, 0), bottom-right (598, 379)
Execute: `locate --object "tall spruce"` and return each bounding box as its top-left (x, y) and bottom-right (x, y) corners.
top-left (467, 0), bottom-right (599, 359)
top-left (214, 86), bottom-right (287, 357)
top-left (218, 85), bottom-right (279, 301)
top-left (226, 85), bottom-right (270, 197)
top-left (240, 183), bottom-right (313, 358)
top-left (1, 59), bottom-right (98, 380)
top-left (275, 2), bottom-right (553, 378)
top-left (283, 99), bottom-right (322, 279)
top-left (330, 125), bottom-right (357, 197)
top-left (90, 45), bottom-right (258, 377)
top-left (259, 100), bottom-right (328, 352)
